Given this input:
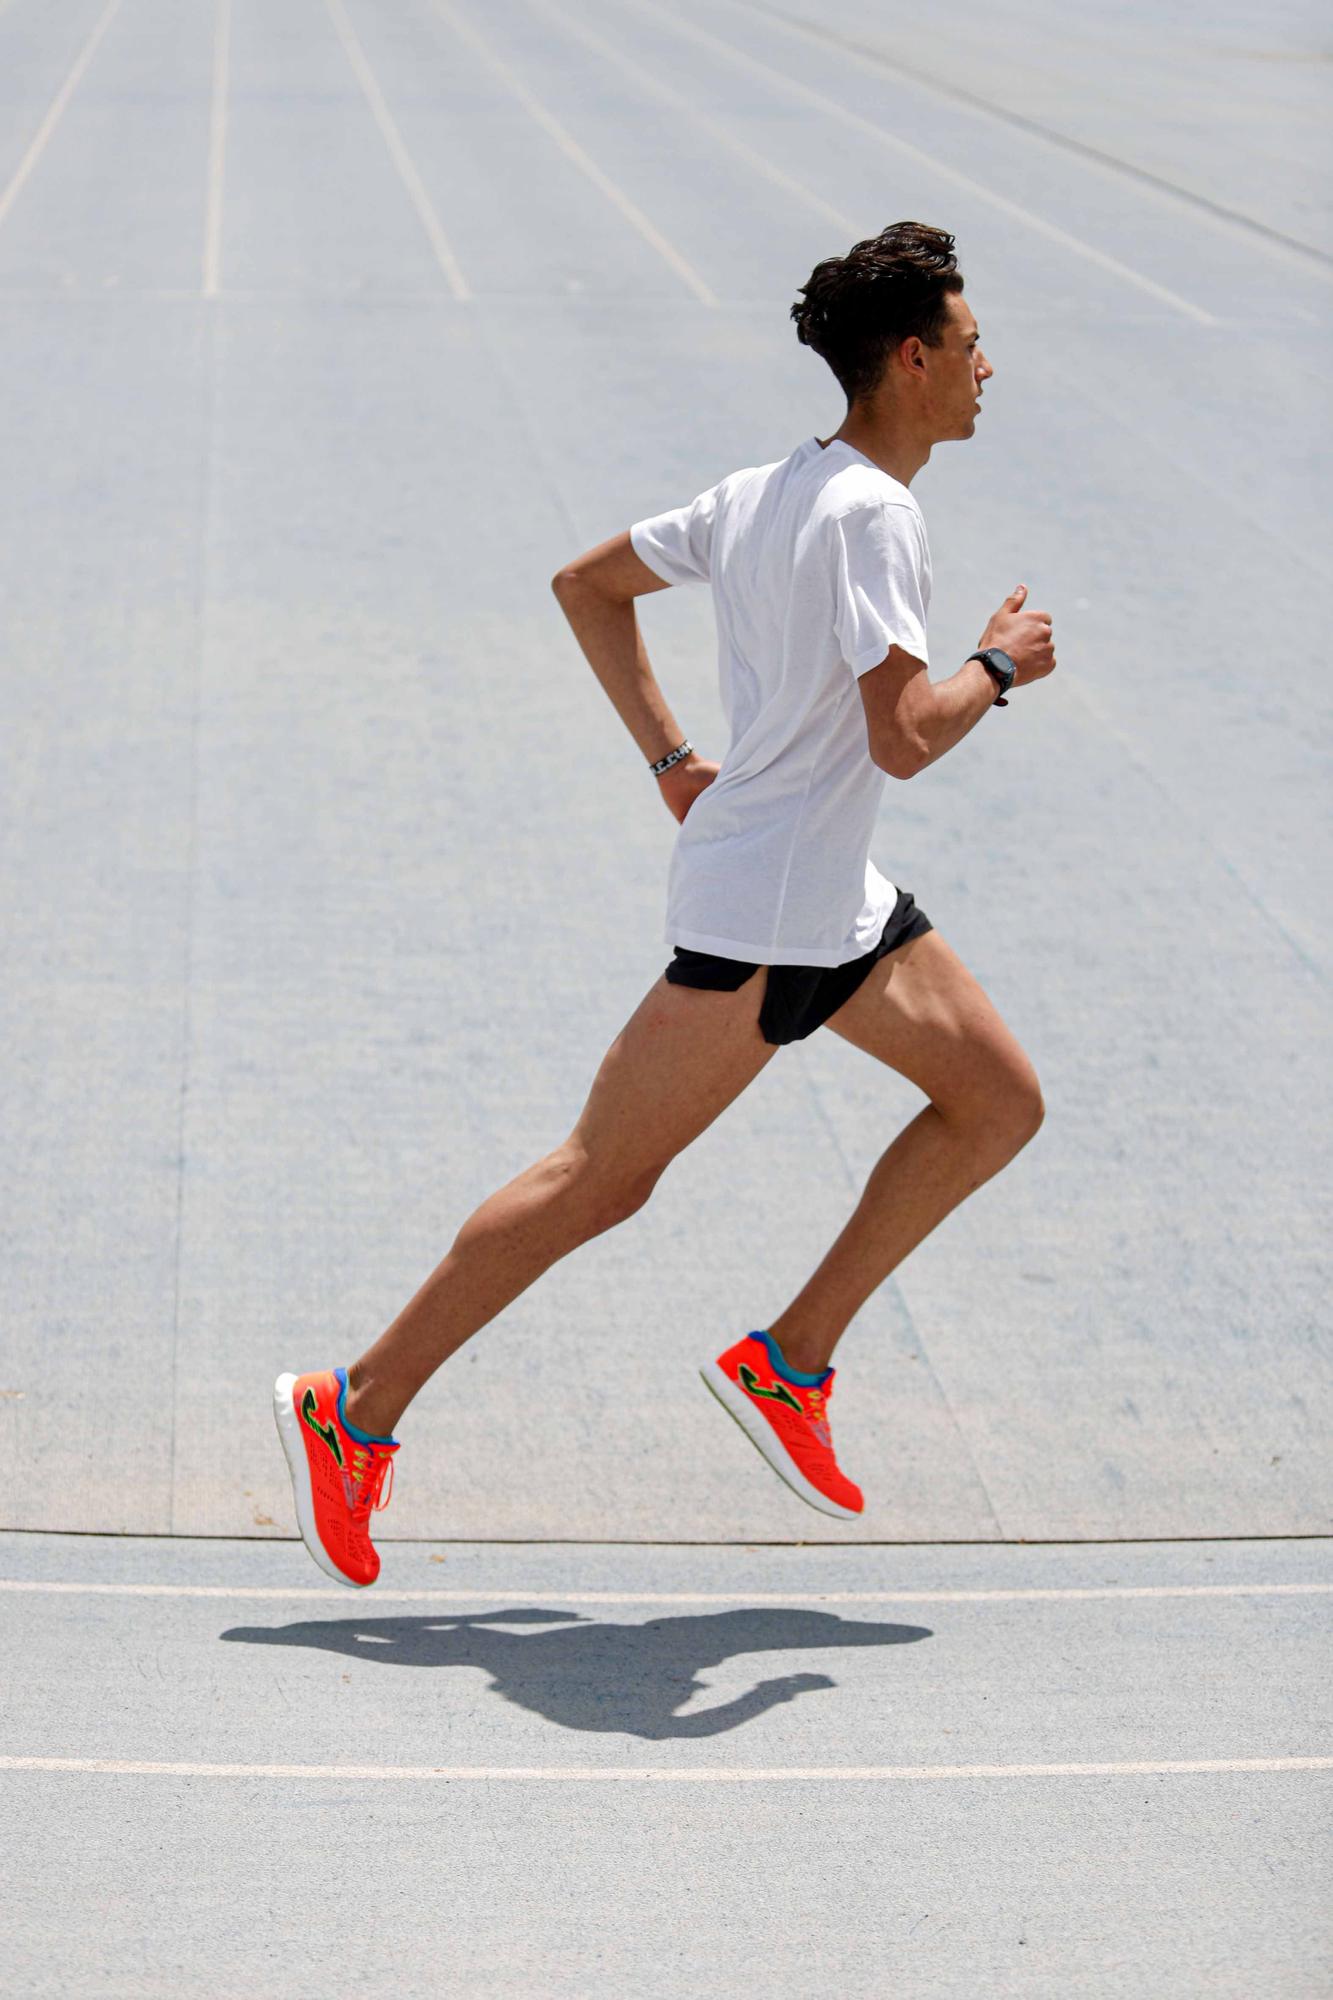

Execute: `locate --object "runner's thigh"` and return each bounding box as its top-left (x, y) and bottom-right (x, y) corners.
top-left (568, 969), bottom-right (779, 1184)
top-left (821, 929), bottom-right (1043, 1125)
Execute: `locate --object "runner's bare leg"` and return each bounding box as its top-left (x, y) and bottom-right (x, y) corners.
top-left (343, 973), bottom-right (778, 1438)
top-left (767, 929), bottom-right (1044, 1376)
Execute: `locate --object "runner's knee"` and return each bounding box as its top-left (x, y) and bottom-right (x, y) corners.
top-left (603, 1164), bottom-right (664, 1230)
top-left (548, 1142), bottom-right (664, 1237)
top-left (1011, 1077), bottom-right (1045, 1145)
top-left (938, 1050), bottom-right (1045, 1149)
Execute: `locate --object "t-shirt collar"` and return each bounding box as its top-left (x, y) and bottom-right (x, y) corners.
top-left (811, 435), bottom-right (879, 470)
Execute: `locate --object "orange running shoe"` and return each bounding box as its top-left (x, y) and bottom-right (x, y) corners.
top-left (701, 1331), bottom-right (863, 1520)
top-left (272, 1366), bottom-right (399, 1587)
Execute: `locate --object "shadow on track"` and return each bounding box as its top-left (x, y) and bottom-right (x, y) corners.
top-left (220, 1606), bottom-right (932, 1739)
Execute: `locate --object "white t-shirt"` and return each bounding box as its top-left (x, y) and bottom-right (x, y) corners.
top-left (630, 436), bottom-right (931, 967)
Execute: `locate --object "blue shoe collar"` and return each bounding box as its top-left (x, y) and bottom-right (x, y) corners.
top-left (746, 1330), bottom-right (833, 1389)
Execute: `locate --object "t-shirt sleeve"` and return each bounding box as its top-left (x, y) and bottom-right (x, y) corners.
top-left (830, 501), bottom-right (931, 676)
top-left (629, 481), bottom-right (721, 586)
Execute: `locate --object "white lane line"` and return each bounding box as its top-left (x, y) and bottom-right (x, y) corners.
top-left (530, 0), bottom-right (850, 232)
top-left (3, 1579), bottom-right (1330, 1604)
top-left (431, 0), bottom-right (717, 306)
top-left (3, 1755), bottom-right (1329, 1782)
top-left (324, 0), bottom-right (471, 301)
top-left (201, 0), bottom-right (230, 297)
top-left (0, 0), bottom-right (122, 236)
top-left (734, 0), bottom-right (1333, 282)
top-left (630, 0), bottom-right (1216, 326)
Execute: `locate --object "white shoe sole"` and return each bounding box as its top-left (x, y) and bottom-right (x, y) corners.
top-left (699, 1360), bottom-right (862, 1521)
top-left (272, 1373), bottom-right (371, 1588)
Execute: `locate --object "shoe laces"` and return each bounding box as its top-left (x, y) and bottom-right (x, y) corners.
top-left (345, 1441), bottom-right (395, 1521)
top-left (804, 1384), bottom-right (833, 1450)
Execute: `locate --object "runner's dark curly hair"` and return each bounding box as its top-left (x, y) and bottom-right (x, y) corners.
top-left (791, 222), bottom-right (964, 405)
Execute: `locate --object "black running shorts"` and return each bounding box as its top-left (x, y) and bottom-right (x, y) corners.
top-left (664, 885), bottom-right (933, 1046)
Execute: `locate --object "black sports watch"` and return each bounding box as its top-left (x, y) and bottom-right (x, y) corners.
top-left (967, 647), bottom-right (1016, 707)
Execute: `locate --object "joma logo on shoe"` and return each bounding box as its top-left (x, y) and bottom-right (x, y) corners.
top-left (300, 1388), bottom-right (344, 1467)
top-left (738, 1362), bottom-right (803, 1414)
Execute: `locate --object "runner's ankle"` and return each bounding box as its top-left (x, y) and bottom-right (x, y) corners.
top-left (765, 1328), bottom-right (834, 1379)
top-left (342, 1374), bottom-right (400, 1442)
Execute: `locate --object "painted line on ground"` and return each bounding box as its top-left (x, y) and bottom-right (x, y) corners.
top-left (325, 0), bottom-right (471, 300)
top-left (531, 0), bottom-right (850, 233)
top-left (631, 0), bottom-right (1215, 324)
top-left (3, 1580), bottom-right (1330, 1605)
top-left (3, 1755), bottom-right (1329, 1782)
top-left (433, 0), bottom-right (717, 305)
top-left (0, 0), bottom-right (122, 235)
top-left (735, 0), bottom-right (1333, 278)
top-left (201, 0), bottom-right (230, 297)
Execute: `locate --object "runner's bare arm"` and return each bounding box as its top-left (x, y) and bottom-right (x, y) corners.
top-left (552, 534), bottom-right (719, 826)
top-left (858, 645), bottom-right (996, 779)
top-left (553, 529), bottom-right (669, 605)
top-left (859, 584), bottom-right (1057, 776)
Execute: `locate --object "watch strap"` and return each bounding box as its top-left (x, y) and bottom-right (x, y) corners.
top-left (967, 650), bottom-right (1011, 707)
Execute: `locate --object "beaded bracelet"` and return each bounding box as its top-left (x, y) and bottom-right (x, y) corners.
top-left (649, 739), bottom-right (693, 777)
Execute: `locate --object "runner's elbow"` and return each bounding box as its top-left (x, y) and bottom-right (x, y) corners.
top-left (872, 736), bottom-right (928, 780)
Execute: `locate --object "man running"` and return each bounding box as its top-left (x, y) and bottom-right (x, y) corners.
top-left (274, 221), bottom-right (1056, 1586)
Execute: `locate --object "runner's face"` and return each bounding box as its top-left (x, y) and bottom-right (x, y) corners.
top-left (939, 294), bottom-right (992, 437)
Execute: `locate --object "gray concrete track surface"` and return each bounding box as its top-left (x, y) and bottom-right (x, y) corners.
top-left (4, 1533), bottom-right (1333, 1999)
top-left (1, 0), bottom-right (1330, 1994)
top-left (1, 0), bottom-right (1330, 1548)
